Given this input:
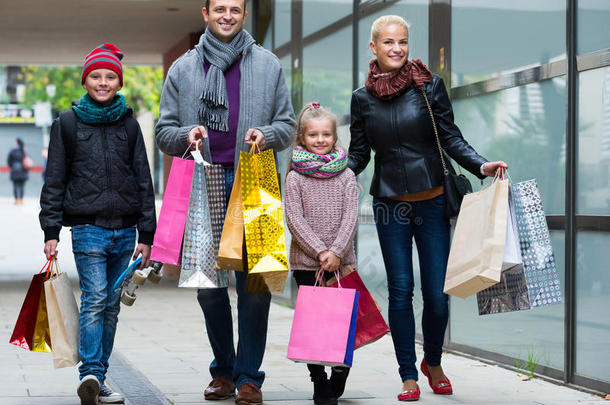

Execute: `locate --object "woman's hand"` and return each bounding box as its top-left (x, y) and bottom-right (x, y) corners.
top-left (319, 250), bottom-right (341, 272)
top-left (133, 244), bottom-right (151, 269)
top-left (44, 239), bottom-right (58, 259)
top-left (482, 161), bottom-right (508, 177)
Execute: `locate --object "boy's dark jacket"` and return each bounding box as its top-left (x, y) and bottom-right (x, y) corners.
top-left (39, 104), bottom-right (156, 245)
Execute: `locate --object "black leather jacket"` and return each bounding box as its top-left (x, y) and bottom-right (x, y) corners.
top-left (348, 75), bottom-right (487, 197)
top-left (40, 107), bottom-right (156, 244)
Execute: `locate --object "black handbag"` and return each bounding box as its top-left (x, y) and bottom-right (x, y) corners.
top-left (421, 89), bottom-right (473, 218)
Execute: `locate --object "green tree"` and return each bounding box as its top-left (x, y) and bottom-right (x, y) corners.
top-left (19, 65), bottom-right (163, 117)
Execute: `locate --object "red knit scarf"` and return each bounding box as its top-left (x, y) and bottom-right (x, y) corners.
top-left (365, 59), bottom-right (433, 100)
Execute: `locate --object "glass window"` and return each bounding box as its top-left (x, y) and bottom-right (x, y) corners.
top-left (578, 0), bottom-right (610, 55)
top-left (452, 77), bottom-right (567, 215)
top-left (450, 231), bottom-right (565, 370)
top-left (576, 232), bottom-right (610, 382)
top-left (274, 0), bottom-right (291, 48)
top-left (303, 0), bottom-right (352, 37)
top-left (303, 25), bottom-right (352, 117)
top-left (452, 1), bottom-right (566, 86)
top-left (577, 66), bottom-right (610, 215)
top-left (357, 0), bottom-right (429, 86)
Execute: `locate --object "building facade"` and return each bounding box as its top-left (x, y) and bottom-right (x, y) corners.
top-left (247, 0), bottom-right (610, 394)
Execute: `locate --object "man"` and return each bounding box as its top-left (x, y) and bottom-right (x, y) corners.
top-left (155, 1), bottom-right (295, 404)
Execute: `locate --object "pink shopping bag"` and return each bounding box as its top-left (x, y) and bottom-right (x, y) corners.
top-left (287, 284), bottom-right (359, 367)
top-left (150, 157), bottom-right (195, 265)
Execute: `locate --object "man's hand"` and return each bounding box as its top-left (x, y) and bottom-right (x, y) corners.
top-left (188, 126), bottom-right (207, 150)
top-left (245, 128), bottom-right (265, 149)
top-left (319, 250), bottom-right (341, 272)
top-left (133, 244), bottom-right (151, 269)
top-left (482, 161), bottom-right (509, 177)
top-left (44, 239), bottom-right (58, 260)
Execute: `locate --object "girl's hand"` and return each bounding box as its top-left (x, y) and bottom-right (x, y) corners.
top-left (133, 244), bottom-right (151, 269)
top-left (482, 161), bottom-right (508, 177)
top-left (320, 251), bottom-right (341, 272)
top-left (44, 239), bottom-right (58, 260)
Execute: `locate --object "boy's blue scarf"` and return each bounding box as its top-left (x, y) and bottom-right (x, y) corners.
top-left (72, 93), bottom-right (128, 124)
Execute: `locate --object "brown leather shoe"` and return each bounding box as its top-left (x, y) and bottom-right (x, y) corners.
top-left (235, 382), bottom-right (263, 405)
top-left (204, 377), bottom-right (235, 400)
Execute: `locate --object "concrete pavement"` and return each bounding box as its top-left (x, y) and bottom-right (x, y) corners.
top-left (0, 197), bottom-right (606, 404)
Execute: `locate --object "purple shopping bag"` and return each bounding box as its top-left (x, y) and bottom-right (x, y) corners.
top-left (287, 284), bottom-right (359, 367)
top-left (150, 157), bottom-right (195, 265)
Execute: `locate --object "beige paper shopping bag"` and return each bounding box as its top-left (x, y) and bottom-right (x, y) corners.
top-left (45, 271), bottom-right (80, 368)
top-left (444, 177), bottom-right (509, 298)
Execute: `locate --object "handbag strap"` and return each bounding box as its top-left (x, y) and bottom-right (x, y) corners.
top-left (420, 89), bottom-right (465, 176)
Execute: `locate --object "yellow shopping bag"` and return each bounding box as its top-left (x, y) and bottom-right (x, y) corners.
top-left (239, 144), bottom-right (289, 293)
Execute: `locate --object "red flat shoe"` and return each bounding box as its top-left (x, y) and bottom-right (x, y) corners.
top-left (420, 359), bottom-right (453, 395)
top-left (397, 384), bottom-right (420, 401)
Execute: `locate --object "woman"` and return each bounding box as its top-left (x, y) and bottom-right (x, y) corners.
top-left (348, 15), bottom-right (507, 401)
top-left (8, 138), bottom-right (29, 205)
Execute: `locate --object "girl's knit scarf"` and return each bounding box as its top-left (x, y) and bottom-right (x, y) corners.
top-left (291, 146), bottom-right (348, 178)
top-left (365, 58), bottom-right (433, 100)
top-left (72, 93), bottom-right (128, 124)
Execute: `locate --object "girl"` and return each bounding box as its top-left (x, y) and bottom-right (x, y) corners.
top-left (285, 102), bottom-right (359, 405)
top-left (39, 43), bottom-right (156, 405)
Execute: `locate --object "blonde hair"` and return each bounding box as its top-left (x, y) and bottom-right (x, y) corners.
top-left (370, 15), bottom-right (409, 43)
top-left (294, 102), bottom-right (338, 148)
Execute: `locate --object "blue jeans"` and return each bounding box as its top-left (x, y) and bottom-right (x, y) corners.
top-left (196, 167), bottom-right (271, 388)
top-left (373, 195), bottom-right (450, 382)
top-left (71, 225), bottom-right (136, 382)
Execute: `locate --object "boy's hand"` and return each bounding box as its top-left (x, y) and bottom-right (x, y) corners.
top-left (133, 244), bottom-right (151, 269)
top-left (44, 239), bottom-right (58, 259)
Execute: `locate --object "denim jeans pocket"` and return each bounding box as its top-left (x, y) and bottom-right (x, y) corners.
top-left (430, 194), bottom-right (446, 208)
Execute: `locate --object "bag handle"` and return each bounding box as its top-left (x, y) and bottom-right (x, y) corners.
top-left (180, 141), bottom-right (200, 159)
top-left (249, 141), bottom-right (261, 154)
top-left (38, 257), bottom-right (53, 279)
top-left (314, 269), bottom-right (342, 289)
top-left (420, 89), bottom-right (465, 176)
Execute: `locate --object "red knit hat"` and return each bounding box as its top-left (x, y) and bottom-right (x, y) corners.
top-left (81, 43), bottom-right (124, 86)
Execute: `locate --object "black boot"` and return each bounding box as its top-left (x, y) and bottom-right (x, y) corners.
top-left (313, 378), bottom-right (338, 405)
top-left (330, 366), bottom-right (350, 398)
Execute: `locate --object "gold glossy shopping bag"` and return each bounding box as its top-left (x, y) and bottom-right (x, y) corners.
top-left (239, 144), bottom-right (289, 293)
top-left (32, 287), bottom-right (52, 353)
top-left (217, 165), bottom-right (245, 271)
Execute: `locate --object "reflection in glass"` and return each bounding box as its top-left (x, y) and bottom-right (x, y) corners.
top-left (576, 232), bottom-right (610, 382)
top-left (452, 1), bottom-right (566, 86)
top-left (274, 0), bottom-right (291, 47)
top-left (303, 0), bottom-right (351, 37)
top-left (357, 0), bottom-right (429, 87)
top-left (453, 77), bottom-right (566, 215)
top-left (578, 0), bottom-right (610, 56)
top-left (303, 26), bottom-right (352, 117)
top-left (577, 67), bottom-right (610, 215)
top-left (450, 232), bottom-right (565, 370)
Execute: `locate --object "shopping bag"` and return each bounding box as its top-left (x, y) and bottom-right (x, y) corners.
top-left (477, 187), bottom-right (531, 315)
top-left (512, 179), bottom-right (562, 307)
top-left (287, 282), bottom-right (359, 367)
top-left (150, 157), bottom-right (195, 265)
top-left (217, 165), bottom-right (245, 271)
top-left (240, 145), bottom-right (289, 292)
top-left (444, 175), bottom-right (509, 298)
top-left (180, 162), bottom-right (229, 288)
top-left (326, 266), bottom-right (389, 349)
top-left (9, 259), bottom-right (53, 352)
top-left (44, 261), bottom-right (80, 368)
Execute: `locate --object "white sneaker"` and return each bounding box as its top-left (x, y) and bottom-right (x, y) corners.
top-left (77, 375), bottom-right (100, 405)
top-left (99, 384), bottom-right (125, 404)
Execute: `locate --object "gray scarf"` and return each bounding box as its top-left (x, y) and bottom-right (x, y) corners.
top-left (199, 29), bottom-right (256, 132)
